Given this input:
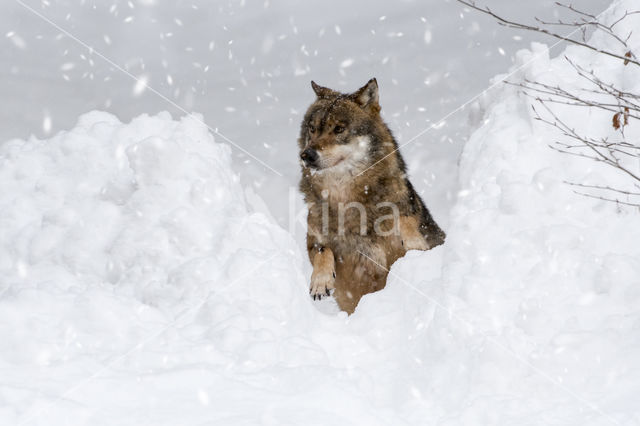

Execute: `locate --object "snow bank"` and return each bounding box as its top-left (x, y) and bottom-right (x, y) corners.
top-left (0, 110), bottom-right (436, 425)
top-left (0, 110), bottom-right (439, 426)
top-left (381, 0), bottom-right (640, 423)
top-left (0, 111), bottom-right (320, 425)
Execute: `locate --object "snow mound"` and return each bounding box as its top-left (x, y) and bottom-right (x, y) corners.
top-left (0, 111), bottom-right (319, 425)
top-left (0, 110), bottom-right (308, 315)
top-left (390, 0), bottom-right (640, 423)
top-left (0, 111), bottom-right (440, 425)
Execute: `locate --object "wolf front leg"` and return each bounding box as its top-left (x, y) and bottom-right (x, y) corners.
top-left (309, 246), bottom-right (336, 300)
top-left (306, 213), bottom-right (335, 301)
top-left (399, 216), bottom-right (430, 251)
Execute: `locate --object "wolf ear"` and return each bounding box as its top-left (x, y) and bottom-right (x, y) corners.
top-left (352, 78), bottom-right (380, 112)
top-left (311, 81), bottom-right (338, 98)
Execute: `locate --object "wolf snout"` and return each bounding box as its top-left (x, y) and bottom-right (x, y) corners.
top-left (300, 148), bottom-right (319, 167)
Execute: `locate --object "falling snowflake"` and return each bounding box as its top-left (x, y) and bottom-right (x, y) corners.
top-left (133, 75), bottom-right (149, 96)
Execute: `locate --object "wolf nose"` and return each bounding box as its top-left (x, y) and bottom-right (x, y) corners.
top-left (300, 148), bottom-right (318, 166)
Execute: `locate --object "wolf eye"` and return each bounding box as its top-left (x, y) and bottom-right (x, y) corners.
top-left (334, 125), bottom-right (345, 134)
top-left (308, 124), bottom-right (316, 133)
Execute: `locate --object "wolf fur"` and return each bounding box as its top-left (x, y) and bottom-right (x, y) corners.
top-left (298, 78), bottom-right (445, 314)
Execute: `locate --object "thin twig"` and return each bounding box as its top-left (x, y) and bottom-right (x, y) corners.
top-left (457, 0), bottom-right (640, 67)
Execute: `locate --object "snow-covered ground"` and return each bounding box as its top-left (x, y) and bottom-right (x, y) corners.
top-left (2, 0), bottom-right (639, 425)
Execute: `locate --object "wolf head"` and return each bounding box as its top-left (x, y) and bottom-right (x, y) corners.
top-left (298, 78), bottom-right (390, 174)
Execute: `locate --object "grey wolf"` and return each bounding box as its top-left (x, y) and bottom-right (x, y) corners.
top-left (298, 78), bottom-right (445, 314)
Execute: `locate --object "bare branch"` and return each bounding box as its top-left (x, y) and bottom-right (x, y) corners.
top-left (565, 181), bottom-right (640, 196)
top-left (571, 190), bottom-right (640, 207)
top-left (461, 0), bottom-right (640, 208)
top-left (457, 0), bottom-right (640, 67)
top-left (533, 103), bottom-right (640, 183)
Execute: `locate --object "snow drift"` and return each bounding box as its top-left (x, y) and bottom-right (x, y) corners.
top-left (0, 111), bottom-right (318, 425)
top-left (2, 0), bottom-right (640, 424)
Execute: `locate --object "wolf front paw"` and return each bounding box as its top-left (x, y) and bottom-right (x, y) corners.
top-left (402, 235), bottom-right (430, 251)
top-left (309, 270), bottom-right (336, 301)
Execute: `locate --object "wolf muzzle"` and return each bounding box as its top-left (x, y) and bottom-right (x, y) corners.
top-left (300, 148), bottom-right (319, 168)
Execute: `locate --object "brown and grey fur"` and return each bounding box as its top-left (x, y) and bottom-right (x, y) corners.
top-left (298, 78), bottom-right (445, 314)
